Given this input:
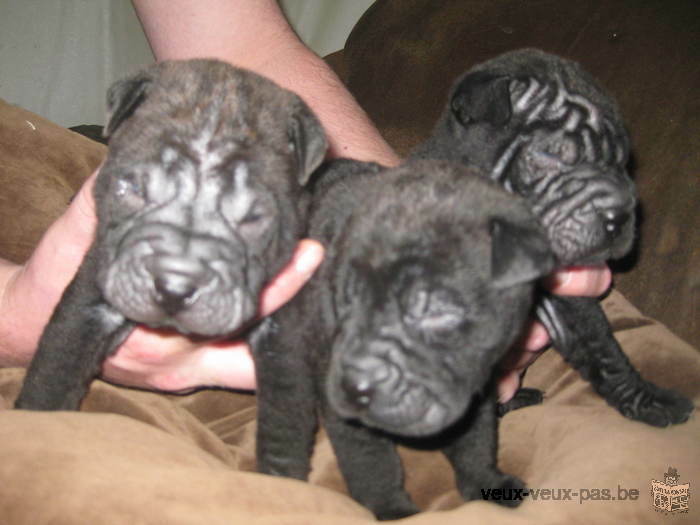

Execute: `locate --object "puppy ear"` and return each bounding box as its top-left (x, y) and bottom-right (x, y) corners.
top-left (104, 71), bottom-right (153, 138)
top-left (450, 71), bottom-right (512, 127)
top-left (288, 102), bottom-right (328, 186)
top-left (490, 217), bottom-right (555, 288)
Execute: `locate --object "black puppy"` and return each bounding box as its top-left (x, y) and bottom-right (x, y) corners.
top-left (414, 49), bottom-right (693, 425)
top-left (15, 59), bottom-right (327, 410)
top-left (252, 159), bottom-right (555, 519)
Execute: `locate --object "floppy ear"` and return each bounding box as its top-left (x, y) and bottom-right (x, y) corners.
top-left (288, 102), bottom-right (328, 186)
top-left (490, 217), bottom-right (555, 288)
top-left (104, 71), bottom-right (153, 137)
top-left (450, 71), bottom-right (513, 127)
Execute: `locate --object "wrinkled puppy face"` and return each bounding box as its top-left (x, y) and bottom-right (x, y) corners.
top-left (94, 60), bottom-right (326, 336)
top-left (325, 163), bottom-right (554, 437)
top-left (445, 49), bottom-right (636, 265)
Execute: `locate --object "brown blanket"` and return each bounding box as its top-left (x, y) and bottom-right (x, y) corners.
top-left (1, 292), bottom-right (697, 524)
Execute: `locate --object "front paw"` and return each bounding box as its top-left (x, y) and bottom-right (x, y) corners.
top-left (462, 472), bottom-right (527, 508)
top-left (498, 387), bottom-right (544, 416)
top-left (257, 453), bottom-right (310, 480)
top-left (372, 496), bottom-right (420, 521)
top-left (617, 382), bottom-right (694, 427)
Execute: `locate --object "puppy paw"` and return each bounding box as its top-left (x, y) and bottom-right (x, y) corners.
top-left (617, 382), bottom-right (694, 427)
top-left (498, 387), bottom-right (544, 416)
top-left (372, 497), bottom-right (420, 521)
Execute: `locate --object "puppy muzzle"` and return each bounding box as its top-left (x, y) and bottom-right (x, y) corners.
top-left (328, 339), bottom-right (467, 437)
top-left (99, 222), bottom-right (258, 336)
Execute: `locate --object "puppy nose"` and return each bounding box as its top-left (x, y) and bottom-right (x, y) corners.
top-left (341, 373), bottom-right (374, 408)
top-left (150, 256), bottom-right (209, 314)
top-left (600, 209), bottom-right (630, 238)
top-left (154, 273), bottom-right (198, 314)
top-left (341, 355), bottom-right (390, 409)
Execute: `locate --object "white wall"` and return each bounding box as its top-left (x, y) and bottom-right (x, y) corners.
top-left (0, 0), bottom-right (374, 128)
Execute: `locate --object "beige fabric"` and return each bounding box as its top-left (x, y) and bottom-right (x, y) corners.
top-left (1, 291), bottom-right (697, 524)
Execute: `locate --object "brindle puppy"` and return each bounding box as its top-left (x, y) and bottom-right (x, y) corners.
top-left (16, 59), bottom-right (327, 410)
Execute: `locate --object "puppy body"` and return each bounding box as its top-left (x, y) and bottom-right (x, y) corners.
top-left (414, 49), bottom-right (692, 425)
top-left (16, 59), bottom-right (327, 410)
top-left (254, 49), bottom-right (691, 519)
top-left (253, 159), bottom-right (554, 519)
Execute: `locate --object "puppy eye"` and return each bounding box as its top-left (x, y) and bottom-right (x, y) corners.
top-left (404, 289), bottom-right (466, 332)
top-left (115, 173), bottom-right (147, 202)
top-left (240, 202), bottom-right (267, 226)
top-left (545, 136), bottom-right (579, 165)
top-left (419, 310), bottom-right (464, 331)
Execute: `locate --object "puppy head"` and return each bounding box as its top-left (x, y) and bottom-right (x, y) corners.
top-left (326, 162), bottom-right (554, 437)
top-left (428, 48), bottom-right (636, 265)
top-left (94, 59), bottom-right (327, 336)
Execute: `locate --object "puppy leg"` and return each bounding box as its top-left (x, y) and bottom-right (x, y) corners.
top-left (442, 392), bottom-right (525, 507)
top-left (537, 294), bottom-right (693, 426)
top-left (251, 318), bottom-right (318, 480)
top-left (497, 387), bottom-right (543, 416)
top-left (15, 249), bottom-right (133, 410)
top-left (322, 407), bottom-right (419, 520)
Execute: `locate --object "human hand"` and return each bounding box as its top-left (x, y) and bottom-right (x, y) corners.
top-left (497, 265), bottom-right (612, 403)
top-left (0, 170), bottom-right (323, 392)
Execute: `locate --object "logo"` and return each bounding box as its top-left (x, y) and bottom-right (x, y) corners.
top-left (651, 467), bottom-right (690, 515)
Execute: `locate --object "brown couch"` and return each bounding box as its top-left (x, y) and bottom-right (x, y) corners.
top-left (0, 1), bottom-right (697, 524)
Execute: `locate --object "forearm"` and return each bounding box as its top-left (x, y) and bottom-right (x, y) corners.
top-left (131, 0), bottom-right (399, 165)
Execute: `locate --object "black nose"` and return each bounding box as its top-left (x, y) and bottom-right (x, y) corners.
top-left (601, 209), bottom-right (630, 238)
top-left (154, 272), bottom-right (198, 314)
top-left (341, 373), bottom-right (374, 409)
top-left (340, 355), bottom-right (390, 409)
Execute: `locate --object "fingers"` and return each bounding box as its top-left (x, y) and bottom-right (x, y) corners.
top-left (190, 342), bottom-right (257, 390)
top-left (498, 264), bottom-right (612, 402)
top-left (542, 263), bottom-right (612, 297)
top-left (498, 370), bottom-right (522, 404)
top-left (140, 343), bottom-right (257, 392)
top-left (103, 329), bottom-right (258, 392)
top-left (257, 239), bottom-right (325, 316)
top-left (518, 321), bottom-right (549, 352)
top-left (498, 320), bottom-right (549, 403)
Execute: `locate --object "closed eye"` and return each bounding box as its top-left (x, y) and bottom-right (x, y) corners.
top-left (418, 311), bottom-right (465, 331)
top-left (240, 202), bottom-right (265, 225)
top-left (403, 288), bottom-right (467, 334)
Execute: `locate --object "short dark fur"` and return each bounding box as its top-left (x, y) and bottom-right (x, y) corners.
top-left (252, 159), bottom-right (555, 519)
top-left (253, 49), bottom-right (692, 520)
top-left (15, 59), bottom-right (327, 410)
top-left (414, 49), bottom-right (692, 425)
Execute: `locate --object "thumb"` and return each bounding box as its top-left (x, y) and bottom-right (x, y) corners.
top-left (257, 239), bottom-right (324, 316)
